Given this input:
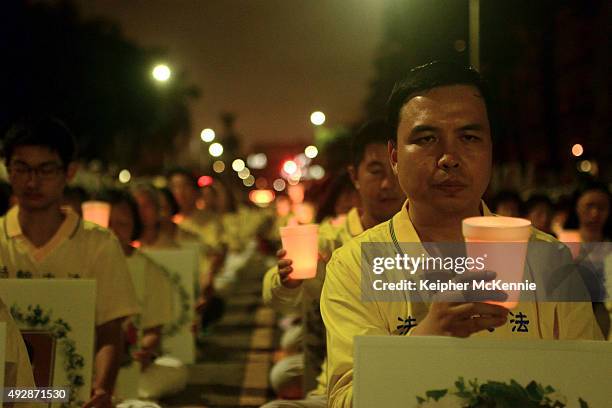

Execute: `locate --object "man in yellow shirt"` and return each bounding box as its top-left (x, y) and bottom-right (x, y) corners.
top-left (320, 61), bottom-right (604, 407)
top-left (0, 116), bottom-right (140, 408)
top-left (262, 119), bottom-right (405, 407)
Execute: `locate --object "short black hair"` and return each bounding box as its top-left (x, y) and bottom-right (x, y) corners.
top-left (564, 180), bottom-right (612, 237)
top-left (166, 167), bottom-right (199, 191)
top-left (387, 61), bottom-right (497, 139)
top-left (492, 190), bottom-right (523, 213)
top-left (524, 194), bottom-right (554, 215)
top-left (350, 118), bottom-right (394, 169)
top-left (2, 115), bottom-right (77, 168)
top-left (98, 188), bottom-right (143, 241)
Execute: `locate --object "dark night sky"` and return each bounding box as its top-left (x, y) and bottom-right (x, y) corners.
top-left (76, 0), bottom-right (385, 156)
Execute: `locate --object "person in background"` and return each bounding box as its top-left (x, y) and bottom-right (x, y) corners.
top-left (101, 188), bottom-right (174, 371)
top-left (491, 189), bottom-right (522, 217)
top-left (0, 115), bottom-right (139, 408)
top-left (262, 118), bottom-right (405, 407)
top-left (563, 181), bottom-right (612, 338)
top-left (314, 170), bottom-right (361, 225)
top-left (62, 185), bottom-right (89, 216)
top-left (524, 193), bottom-right (556, 237)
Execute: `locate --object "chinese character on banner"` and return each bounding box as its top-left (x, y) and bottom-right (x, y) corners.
top-left (510, 311), bottom-right (529, 332)
top-left (396, 316), bottom-right (417, 335)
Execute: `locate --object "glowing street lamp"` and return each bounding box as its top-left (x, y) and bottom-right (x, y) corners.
top-left (310, 111), bottom-right (326, 126)
top-left (571, 144), bottom-right (584, 157)
top-left (232, 159), bottom-right (246, 172)
top-left (283, 160), bottom-right (298, 175)
top-left (209, 143), bottom-right (223, 157)
top-left (201, 128), bottom-right (215, 142)
top-left (152, 64), bottom-right (171, 82)
top-left (305, 145), bottom-right (318, 159)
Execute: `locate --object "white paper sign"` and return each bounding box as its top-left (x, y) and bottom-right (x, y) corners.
top-left (0, 279), bottom-right (96, 407)
top-left (354, 336), bottom-right (612, 408)
top-left (143, 248), bottom-right (198, 364)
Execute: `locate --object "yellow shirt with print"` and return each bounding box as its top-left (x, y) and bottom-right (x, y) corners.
top-left (263, 208), bottom-right (363, 395)
top-left (320, 203), bottom-right (604, 408)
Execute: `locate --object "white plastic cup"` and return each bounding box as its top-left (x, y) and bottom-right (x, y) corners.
top-left (462, 216), bottom-right (532, 309)
top-left (279, 224), bottom-right (319, 279)
top-left (82, 201), bottom-right (111, 228)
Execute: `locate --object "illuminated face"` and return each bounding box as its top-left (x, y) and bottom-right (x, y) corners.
top-left (353, 143), bottom-right (405, 224)
top-left (577, 190), bottom-right (609, 234)
top-left (8, 146), bottom-right (71, 211)
top-left (133, 191), bottom-right (158, 227)
top-left (168, 174), bottom-right (197, 214)
top-left (109, 201), bottom-right (135, 245)
top-left (390, 85), bottom-right (492, 215)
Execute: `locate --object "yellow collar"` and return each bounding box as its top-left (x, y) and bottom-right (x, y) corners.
top-left (391, 199), bottom-right (492, 242)
top-left (346, 207), bottom-right (364, 237)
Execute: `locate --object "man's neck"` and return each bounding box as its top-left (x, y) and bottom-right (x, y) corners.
top-left (359, 210), bottom-right (380, 231)
top-left (579, 227), bottom-right (603, 243)
top-left (408, 202), bottom-right (481, 242)
top-left (18, 205), bottom-right (65, 248)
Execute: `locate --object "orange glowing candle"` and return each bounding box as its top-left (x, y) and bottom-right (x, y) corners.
top-left (279, 224), bottom-right (319, 279)
top-left (81, 201), bottom-right (111, 228)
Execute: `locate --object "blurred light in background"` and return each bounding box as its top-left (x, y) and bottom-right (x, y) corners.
top-left (118, 169), bottom-right (131, 183)
top-left (152, 64), bottom-right (171, 82)
top-left (213, 160), bottom-right (225, 173)
top-left (247, 153), bottom-right (268, 169)
top-left (243, 175), bottom-right (255, 187)
top-left (232, 159), bottom-right (246, 172)
top-left (310, 111), bottom-right (326, 126)
top-left (201, 128), bottom-right (216, 142)
top-left (255, 178), bottom-right (268, 189)
top-left (571, 144), bottom-right (584, 157)
top-left (238, 167), bottom-right (251, 179)
top-left (152, 175), bottom-right (167, 188)
top-left (273, 178), bottom-right (286, 191)
top-left (209, 142), bottom-right (223, 157)
top-left (249, 189), bottom-right (275, 206)
top-left (198, 175), bottom-right (213, 187)
top-left (283, 160), bottom-right (298, 175)
top-left (305, 145), bottom-right (318, 159)
top-left (578, 160), bottom-right (592, 173)
top-left (308, 165), bottom-right (325, 180)
top-left (295, 153), bottom-right (310, 167)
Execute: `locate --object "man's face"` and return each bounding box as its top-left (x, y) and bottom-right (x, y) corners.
top-left (391, 85), bottom-right (492, 214)
top-left (8, 146), bottom-right (72, 211)
top-left (577, 190), bottom-right (609, 234)
top-left (169, 174), bottom-right (197, 213)
top-left (352, 143), bottom-right (405, 223)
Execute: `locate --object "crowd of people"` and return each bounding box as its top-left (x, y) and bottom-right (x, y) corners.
top-left (0, 61), bottom-right (610, 408)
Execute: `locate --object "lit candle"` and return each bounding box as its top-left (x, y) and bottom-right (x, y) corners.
top-left (279, 224), bottom-right (319, 279)
top-left (81, 201), bottom-right (111, 228)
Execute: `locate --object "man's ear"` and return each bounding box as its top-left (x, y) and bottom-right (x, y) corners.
top-left (388, 140), bottom-right (399, 176)
top-left (347, 165), bottom-right (359, 190)
top-left (66, 162), bottom-right (79, 182)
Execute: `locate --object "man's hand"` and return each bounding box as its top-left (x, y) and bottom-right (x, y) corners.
top-left (83, 387), bottom-right (112, 408)
top-left (411, 270), bottom-right (509, 337)
top-left (276, 249), bottom-right (302, 289)
top-left (132, 349), bottom-right (157, 370)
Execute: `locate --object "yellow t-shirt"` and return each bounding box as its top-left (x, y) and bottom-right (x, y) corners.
top-left (0, 206), bottom-right (140, 326)
top-left (263, 207), bottom-right (364, 395)
top-left (126, 250), bottom-right (174, 330)
top-left (177, 208), bottom-right (224, 254)
top-left (321, 202), bottom-right (604, 407)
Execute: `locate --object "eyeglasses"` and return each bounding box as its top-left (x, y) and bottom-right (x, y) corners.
top-left (8, 162), bottom-right (65, 180)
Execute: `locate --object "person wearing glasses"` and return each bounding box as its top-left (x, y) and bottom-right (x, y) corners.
top-left (0, 115), bottom-right (139, 408)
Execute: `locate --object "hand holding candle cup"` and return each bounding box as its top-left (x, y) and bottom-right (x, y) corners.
top-left (279, 224), bottom-right (319, 281)
top-left (462, 216), bottom-right (532, 309)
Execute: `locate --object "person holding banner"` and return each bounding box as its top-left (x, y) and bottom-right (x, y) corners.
top-left (0, 116), bottom-right (140, 408)
top-left (262, 119), bottom-right (405, 407)
top-left (320, 61), bottom-right (604, 407)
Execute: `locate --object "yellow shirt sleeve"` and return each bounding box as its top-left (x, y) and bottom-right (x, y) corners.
top-left (262, 265), bottom-right (302, 314)
top-left (91, 234), bottom-right (140, 326)
top-left (321, 248), bottom-right (389, 408)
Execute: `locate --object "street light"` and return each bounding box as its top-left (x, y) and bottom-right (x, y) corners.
top-left (201, 128), bottom-right (215, 142)
top-left (232, 159), bottom-right (246, 172)
top-left (209, 143), bottom-right (223, 157)
top-left (152, 64), bottom-right (171, 82)
top-left (310, 111), bottom-right (326, 126)
top-left (305, 145), bottom-right (318, 159)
